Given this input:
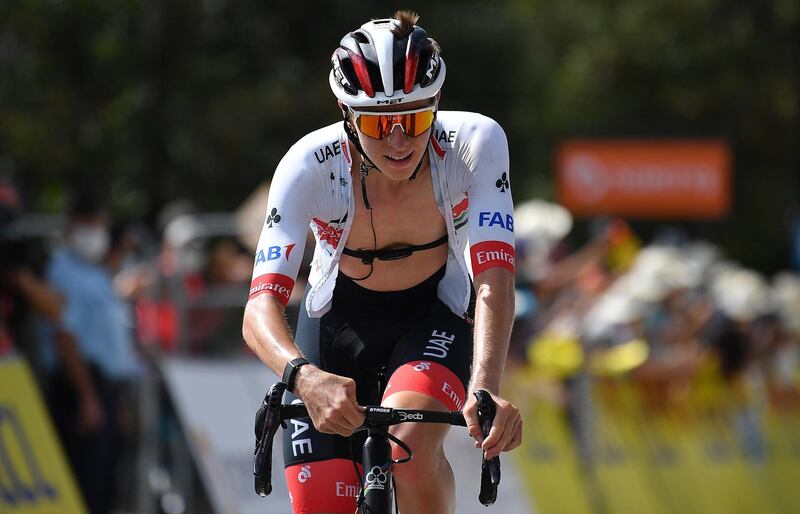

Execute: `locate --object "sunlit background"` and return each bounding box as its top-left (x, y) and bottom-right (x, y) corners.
top-left (1, 1), bottom-right (798, 513)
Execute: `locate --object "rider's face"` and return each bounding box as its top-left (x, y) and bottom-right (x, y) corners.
top-left (349, 98), bottom-right (436, 181)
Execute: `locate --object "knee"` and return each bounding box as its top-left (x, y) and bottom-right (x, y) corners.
top-left (382, 391), bottom-right (450, 486)
top-left (389, 423), bottom-right (447, 486)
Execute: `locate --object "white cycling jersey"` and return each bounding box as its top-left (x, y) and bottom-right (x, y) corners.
top-left (249, 110), bottom-right (515, 319)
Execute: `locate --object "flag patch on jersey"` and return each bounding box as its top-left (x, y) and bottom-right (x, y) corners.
top-left (452, 195), bottom-right (468, 230)
top-left (312, 217), bottom-right (344, 251)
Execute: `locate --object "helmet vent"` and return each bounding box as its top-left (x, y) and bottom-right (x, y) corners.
top-left (329, 19), bottom-right (445, 107)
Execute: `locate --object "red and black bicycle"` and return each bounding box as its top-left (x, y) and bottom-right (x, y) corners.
top-left (254, 381), bottom-right (501, 513)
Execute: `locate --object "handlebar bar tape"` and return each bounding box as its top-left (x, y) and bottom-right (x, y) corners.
top-left (253, 382), bottom-right (288, 496)
top-left (474, 390), bottom-right (501, 506)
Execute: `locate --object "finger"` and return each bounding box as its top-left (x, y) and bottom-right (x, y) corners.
top-left (334, 407), bottom-right (363, 435)
top-left (482, 428), bottom-right (509, 460)
top-left (336, 424), bottom-right (357, 437)
top-left (487, 412), bottom-right (522, 458)
top-left (467, 420), bottom-right (484, 443)
top-left (504, 417), bottom-right (523, 452)
top-left (340, 401), bottom-right (366, 429)
top-left (483, 411), bottom-right (520, 459)
top-left (317, 419), bottom-right (352, 436)
top-left (340, 383), bottom-right (365, 424)
top-left (481, 426), bottom-right (503, 459)
top-left (491, 415), bottom-right (519, 457)
top-left (309, 408), bottom-right (350, 436)
top-left (481, 409), bottom-right (510, 449)
top-left (463, 397), bottom-right (481, 433)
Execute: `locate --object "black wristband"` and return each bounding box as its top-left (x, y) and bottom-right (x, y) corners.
top-left (282, 358), bottom-right (310, 393)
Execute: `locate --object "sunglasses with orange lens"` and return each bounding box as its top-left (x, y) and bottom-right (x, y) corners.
top-left (350, 107), bottom-right (436, 139)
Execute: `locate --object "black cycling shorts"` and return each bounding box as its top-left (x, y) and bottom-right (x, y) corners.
top-left (281, 266), bottom-right (473, 513)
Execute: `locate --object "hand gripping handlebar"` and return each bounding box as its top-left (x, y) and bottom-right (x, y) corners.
top-left (253, 382), bottom-right (502, 507)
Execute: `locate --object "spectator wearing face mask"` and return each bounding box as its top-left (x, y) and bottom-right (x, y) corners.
top-left (38, 192), bottom-right (141, 514)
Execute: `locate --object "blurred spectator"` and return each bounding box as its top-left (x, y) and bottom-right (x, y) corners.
top-left (186, 237), bottom-right (252, 353)
top-left (107, 221), bottom-right (158, 301)
top-left (1, 179), bottom-right (25, 355)
top-left (767, 272), bottom-right (800, 410)
top-left (206, 237), bottom-right (253, 285)
top-left (38, 192), bottom-right (141, 514)
top-left (522, 219), bottom-right (800, 410)
top-left (0, 178), bottom-right (62, 357)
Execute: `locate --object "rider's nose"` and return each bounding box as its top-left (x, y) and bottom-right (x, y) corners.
top-left (386, 125), bottom-right (408, 148)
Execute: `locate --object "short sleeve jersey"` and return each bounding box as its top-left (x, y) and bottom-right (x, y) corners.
top-left (249, 111), bottom-right (515, 318)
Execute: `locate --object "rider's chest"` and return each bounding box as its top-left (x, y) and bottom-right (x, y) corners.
top-left (348, 176), bottom-right (446, 246)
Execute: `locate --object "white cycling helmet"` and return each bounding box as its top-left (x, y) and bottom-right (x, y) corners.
top-left (329, 17), bottom-right (446, 108)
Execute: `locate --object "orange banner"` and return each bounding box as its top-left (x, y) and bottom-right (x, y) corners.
top-left (556, 139), bottom-right (731, 218)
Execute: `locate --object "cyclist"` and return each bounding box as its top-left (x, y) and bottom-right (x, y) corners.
top-left (242, 10), bottom-right (521, 513)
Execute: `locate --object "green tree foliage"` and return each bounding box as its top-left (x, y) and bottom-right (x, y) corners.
top-left (503, 0), bottom-right (798, 269)
top-left (0, 0), bottom-right (797, 267)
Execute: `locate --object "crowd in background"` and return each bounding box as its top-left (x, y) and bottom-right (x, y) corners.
top-left (514, 199), bottom-right (799, 389)
top-left (2, 181), bottom-right (799, 513)
top-left (510, 200), bottom-right (800, 469)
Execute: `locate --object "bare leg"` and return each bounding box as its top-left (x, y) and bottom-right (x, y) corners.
top-left (382, 391), bottom-right (455, 514)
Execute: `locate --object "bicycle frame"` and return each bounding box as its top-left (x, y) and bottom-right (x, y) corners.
top-left (254, 381), bottom-right (501, 513)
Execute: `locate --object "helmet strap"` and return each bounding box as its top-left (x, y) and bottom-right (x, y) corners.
top-left (343, 117), bottom-right (381, 174)
top-left (407, 152), bottom-right (426, 181)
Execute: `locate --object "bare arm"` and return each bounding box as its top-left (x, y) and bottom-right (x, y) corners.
top-left (469, 267), bottom-right (515, 393)
top-left (242, 295), bottom-right (364, 434)
top-left (242, 294), bottom-right (302, 375)
top-left (12, 269), bottom-right (63, 321)
top-left (11, 269), bottom-right (99, 410)
top-left (463, 267), bottom-right (522, 460)
top-left (52, 328), bottom-right (104, 432)
top-left (243, 135), bottom-right (366, 434)
top-left (18, 268), bottom-right (105, 432)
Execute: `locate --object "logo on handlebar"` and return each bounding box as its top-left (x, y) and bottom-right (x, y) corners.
top-left (398, 412), bottom-right (424, 421)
